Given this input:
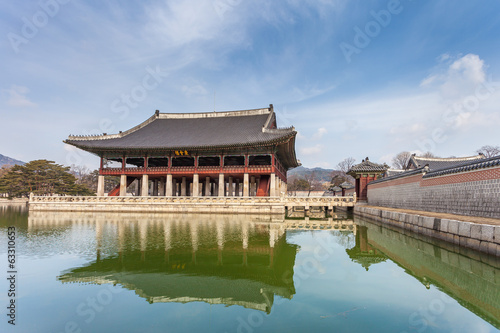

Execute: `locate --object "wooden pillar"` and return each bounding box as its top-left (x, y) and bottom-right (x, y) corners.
top-left (97, 175), bottom-right (105, 196)
top-left (193, 174), bottom-right (199, 197)
top-left (141, 174), bottom-right (149, 196)
top-left (218, 174), bottom-right (224, 197)
top-left (119, 174), bottom-right (127, 196)
top-left (243, 173), bottom-right (249, 197)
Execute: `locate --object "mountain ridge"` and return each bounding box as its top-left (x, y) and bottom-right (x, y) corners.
top-left (0, 154), bottom-right (25, 166)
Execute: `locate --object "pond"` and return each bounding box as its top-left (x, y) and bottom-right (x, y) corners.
top-left (0, 204), bottom-right (498, 333)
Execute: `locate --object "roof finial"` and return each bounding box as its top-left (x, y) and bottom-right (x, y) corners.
top-left (155, 110), bottom-right (159, 116)
top-left (365, 157), bottom-right (369, 161)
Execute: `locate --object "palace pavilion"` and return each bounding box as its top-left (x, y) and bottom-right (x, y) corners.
top-left (65, 105), bottom-right (299, 197)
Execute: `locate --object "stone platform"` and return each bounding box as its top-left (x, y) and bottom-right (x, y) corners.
top-left (28, 195), bottom-right (356, 215)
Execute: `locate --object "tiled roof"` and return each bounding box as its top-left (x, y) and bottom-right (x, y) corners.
top-left (339, 181), bottom-right (354, 189)
top-left (369, 155), bottom-right (500, 185)
top-left (407, 154), bottom-right (485, 171)
top-left (65, 107), bottom-right (295, 151)
top-left (385, 169), bottom-right (405, 177)
top-left (368, 167), bottom-right (427, 185)
top-left (424, 155), bottom-right (500, 178)
top-left (348, 158), bottom-right (388, 174)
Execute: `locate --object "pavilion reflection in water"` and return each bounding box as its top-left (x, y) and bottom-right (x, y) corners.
top-left (35, 213), bottom-right (298, 313)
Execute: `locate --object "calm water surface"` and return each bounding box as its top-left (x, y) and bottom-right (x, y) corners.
top-left (0, 204), bottom-right (499, 333)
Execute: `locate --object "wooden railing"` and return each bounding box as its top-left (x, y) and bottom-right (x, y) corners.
top-left (100, 165), bottom-right (275, 176)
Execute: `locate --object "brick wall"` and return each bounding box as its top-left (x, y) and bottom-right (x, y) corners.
top-left (367, 166), bottom-right (500, 219)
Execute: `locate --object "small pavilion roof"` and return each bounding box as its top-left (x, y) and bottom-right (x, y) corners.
top-left (339, 181), bottom-right (354, 189)
top-left (347, 157), bottom-right (388, 175)
top-left (406, 154), bottom-right (486, 171)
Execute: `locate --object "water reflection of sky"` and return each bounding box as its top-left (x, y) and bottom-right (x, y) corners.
top-left (0, 206), bottom-right (498, 333)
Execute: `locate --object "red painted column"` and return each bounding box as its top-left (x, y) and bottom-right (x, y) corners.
top-left (99, 157), bottom-right (103, 174)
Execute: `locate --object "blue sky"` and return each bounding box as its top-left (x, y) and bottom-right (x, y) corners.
top-left (1, 0), bottom-right (499, 169)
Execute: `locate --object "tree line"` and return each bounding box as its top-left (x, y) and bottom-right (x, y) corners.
top-left (0, 160), bottom-right (119, 198)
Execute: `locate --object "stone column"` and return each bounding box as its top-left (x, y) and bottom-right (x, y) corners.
top-left (235, 179), bottom-right (240, 197)
top-left (250, 176), bottom-right (255, 196)
top-left (193, 174), bottom-right (199, 197)
top-left (205, 177), bottom-right (211, 196)
top-left (153, 179), bottom-right (158, 196)
top-left (135, 178), bottom-right (140, 196)
top-left (141, 174), bottom-right (149, 196)
top-left (218, 174), bottom-right (225, 197)
top-left (270, 173), bottom-right (276, 196)
top-left (97, 175), bottom-right (105, 196)
top-left (159, 177), bottom-right (165, 196)
top-left (228, 177), bottom-right (233, 196)
top-left (172, 178), bottom-right (177, 196)
top-left (120, 174), bottom-right (127, 196)
top-left (243, 173), bottom-right (249, 197)
top-left (166, 174), bottom-right (172, 196)
top-left (181, 177), bottom-right (187, 196)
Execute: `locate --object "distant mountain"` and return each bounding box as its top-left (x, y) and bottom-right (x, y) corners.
top-left (288, 166), bottom-right (335, 183)
top-left (0, 154), bottom-right (25, 166)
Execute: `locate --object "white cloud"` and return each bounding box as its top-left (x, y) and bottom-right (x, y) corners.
top-left (4, 85), bottom-right (36, 107)
top-left (181, 82), bottom-right (208, 97)
top-left (421, 54), bottom-right (487, 101)
top-left (299, 144), bottom-right (323, 155)
top-left (312, 127), bottom-right (328, 139)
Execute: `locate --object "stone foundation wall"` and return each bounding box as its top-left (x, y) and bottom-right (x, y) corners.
top-left (354, 206), bottom-right (499, 256)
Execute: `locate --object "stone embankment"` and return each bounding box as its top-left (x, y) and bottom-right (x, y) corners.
top-left (354, 205), bottom-right (499, 256)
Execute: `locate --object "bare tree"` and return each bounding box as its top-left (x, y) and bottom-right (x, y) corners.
top-left (392, 151), bottom-right (412, 169)
top-left (476, 145), bottom-right (500, 158)
top-left (337, 157), bottom-right (356, 174)
top-left (304, 171), bottom-right (322, 196)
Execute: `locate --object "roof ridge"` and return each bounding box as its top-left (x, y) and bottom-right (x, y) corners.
top-left (158, 107), bottom-right (271, 119)
top-left (67, 106), bottom-right (273, 141)
top-left (414, 155), bottom-right (484, 162)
